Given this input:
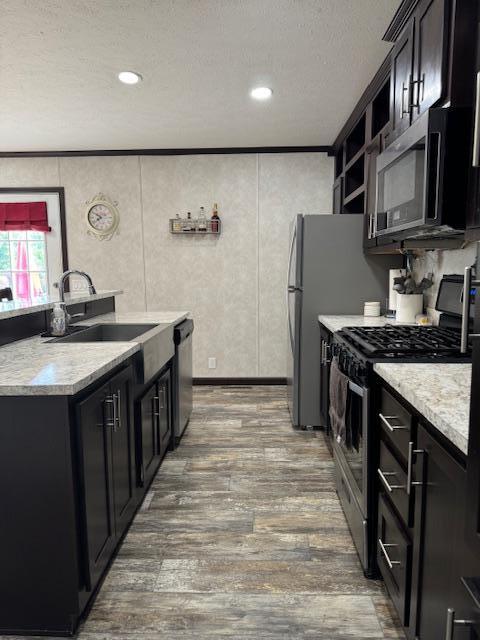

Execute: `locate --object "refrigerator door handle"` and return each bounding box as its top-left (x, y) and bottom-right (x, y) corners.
top-left (286, 225), bottom-right (297, 289)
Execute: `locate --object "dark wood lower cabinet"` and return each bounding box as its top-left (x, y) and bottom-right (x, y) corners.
top-left (410, 423), bottom-right (468, 638)
top-left (376, 384), bottom-right (480, 639)
top-left (158, 368), bottom-right (172, 457)
top-left (76, 378), bottom-right (116, 592)
top-left (0, 358), bottom-right (173, 636)
top-left (136, 367), bottom-right (172, 487)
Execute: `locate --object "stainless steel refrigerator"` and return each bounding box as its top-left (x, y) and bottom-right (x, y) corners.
top-left (286, 214), bottom-right (401, 428)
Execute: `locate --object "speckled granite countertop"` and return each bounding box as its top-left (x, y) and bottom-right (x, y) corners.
top-left (318, 315), bottom-right (412, 333)
top-left (0, 289), bottom-right (122, 320)
top-left (374, 362), bottom-right (471, 455)
top-left (0, 311), bottom-right (189, 396)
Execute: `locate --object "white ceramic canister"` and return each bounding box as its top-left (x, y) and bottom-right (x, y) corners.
top-left (396, 293), bottom-right (423, 323)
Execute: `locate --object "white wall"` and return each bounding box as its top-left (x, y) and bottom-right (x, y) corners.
top-left (0, 152), bottom-right (333, 377)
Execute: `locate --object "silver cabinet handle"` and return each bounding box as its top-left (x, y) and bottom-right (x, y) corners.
top-left (111, 393), bottom-right (118, 431)
top-left (473, 71), bottom-right (480, 167)
top-left (409, 73), bottom-right (424, 110)
top-left (153, 395), bottom-right (160, 418)
top-left (378, 538), bottom-right (400, 570)
top-left (379, 413), bottom-right (408, 432)
top-left (159, 386), bottom-right (165, 409)
top-left (407, 441), bottom-right (425, 494)
top-left (445, 608), bottom-right (477, 640)
top-left (104, 395), bottom-right (116, 429)
top-left (116, 389), bottom-right (121, 430)
top-left (401, 81), bottom-right (410, 118)
top-left (377, 468), bottom-right (405, 493)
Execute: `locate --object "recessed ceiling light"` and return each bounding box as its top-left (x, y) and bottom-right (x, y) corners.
top-left (250, 86), bottom-right (273, 101)
top-left (118, 71), bottom-right (142, 85)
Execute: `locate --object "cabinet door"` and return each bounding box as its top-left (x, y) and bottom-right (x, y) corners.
top-left (412, 0), bottom-right (446, 120)
top-left (137, 383), bottom-right (161, 487)
top-left (389, 22), bottom-right (414, 140)
top-left (109, 366), bottom-right (136, 536)
top-left (411, 424), bottom-right (467, 639)
top-left (76, 380), bottom-right (115, 591)
top-left (157, 369), bottom-right (172, 457)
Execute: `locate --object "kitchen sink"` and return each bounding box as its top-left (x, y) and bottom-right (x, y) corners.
top-left (49, 323), bottom-right (160, 343)
top-left (49, 322), bottom-right (175, 383)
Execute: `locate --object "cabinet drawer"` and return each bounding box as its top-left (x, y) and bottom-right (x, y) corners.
top-left (378, 439), bottom-right (411, 527)
top-left (379, 388), bottom-right (412, 460)
top-left (377, 494), bottom-right (412, 627)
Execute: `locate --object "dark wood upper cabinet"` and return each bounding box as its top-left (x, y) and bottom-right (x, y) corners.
top-left (413, 0), bottom-right (446, 119)
top-left (390, 21), bottom-right (415, 140)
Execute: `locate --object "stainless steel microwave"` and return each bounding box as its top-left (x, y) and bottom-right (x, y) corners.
top-left (374, 108), bottom-right (471, 240)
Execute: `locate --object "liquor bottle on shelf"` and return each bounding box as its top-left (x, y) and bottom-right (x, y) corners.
top-left (173, 213), bottom-right (181, 232)
top-left (198, 206), bottom-right (207, 231)
top-left (183, 212), bottom-right (192, 232)
top-left (211, 203), bottom-right (220, 233)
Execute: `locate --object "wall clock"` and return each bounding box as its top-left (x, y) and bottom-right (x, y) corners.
top-left (85, 193), bottom-right (119, 240)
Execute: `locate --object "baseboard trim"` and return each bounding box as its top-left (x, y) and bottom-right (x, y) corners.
top-left (193, 377), bottom-right (286, 386)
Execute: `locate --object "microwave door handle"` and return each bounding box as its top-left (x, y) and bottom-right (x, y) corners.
top-left (426, 131), bottom-right (441, 221)
top-left (473, 71), bottom-right (480, 167)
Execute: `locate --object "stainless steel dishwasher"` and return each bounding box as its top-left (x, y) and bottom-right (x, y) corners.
top-left (173, 318), bottom-right (194, 445)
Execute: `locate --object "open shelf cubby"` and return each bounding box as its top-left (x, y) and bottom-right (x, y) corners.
top-left (371, 78), bottom-right (391, 138)
top-left (345, 113), bottom-right (366, 164)
top-left (343, 190), bottom-right (365, 214)
top-left (344, 154), bottom-right (365, 198)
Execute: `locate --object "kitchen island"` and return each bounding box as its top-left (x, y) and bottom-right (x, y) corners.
top-left (0, 298), bottom-right (190, 636)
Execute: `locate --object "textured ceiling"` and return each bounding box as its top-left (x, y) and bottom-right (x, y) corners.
top-left (0, 0), bottom-right (398, 151)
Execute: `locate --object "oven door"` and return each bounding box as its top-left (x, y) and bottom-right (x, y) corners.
top-left (375, 112), bottom-right (428, 236)
top-left (332, 377), bottom-right (370, 571)
top-left (333, 379), bottom-right (369, 513)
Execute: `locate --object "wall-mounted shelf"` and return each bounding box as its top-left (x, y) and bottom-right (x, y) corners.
top-left (169, 218), bottom-right (221, 235)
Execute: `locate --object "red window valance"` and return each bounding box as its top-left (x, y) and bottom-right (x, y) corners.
top-left (0, 201), bottom-right (51, 232)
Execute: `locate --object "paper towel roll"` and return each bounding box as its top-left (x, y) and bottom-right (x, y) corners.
top-left (389, 269), bottom-right (406, 313)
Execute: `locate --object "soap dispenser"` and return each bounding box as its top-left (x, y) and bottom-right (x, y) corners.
top-left (50, 302), bottom-right (67, 337)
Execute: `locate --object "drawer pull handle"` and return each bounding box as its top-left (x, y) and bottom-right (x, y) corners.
top-left (407, 441), bottom-right (425, 495)
top-left (377, 468), bottom-right (405, 493)
top-left (445, 608), bottom-right (477, 640)
top-left (378, 538), bottom-right (401, 570)
top-left (379, 413), bottom-right (408, 432)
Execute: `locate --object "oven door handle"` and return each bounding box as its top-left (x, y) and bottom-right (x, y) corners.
top-left (348, 380), bottom-right (365, 398)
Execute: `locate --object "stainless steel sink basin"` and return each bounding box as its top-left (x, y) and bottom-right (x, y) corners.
top-left (49, 322), bottom-right (175, 383)
top-left (49, 323), bottom-right (160, 343)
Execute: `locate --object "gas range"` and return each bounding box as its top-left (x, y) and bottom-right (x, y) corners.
top-left (332, 324), bottom-right (471, 386)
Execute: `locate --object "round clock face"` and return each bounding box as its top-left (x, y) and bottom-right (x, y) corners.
top-left (88, 203), bottom-right (115, 232)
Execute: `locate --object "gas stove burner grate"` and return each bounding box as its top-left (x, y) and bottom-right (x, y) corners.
top-left (341, 325), bottom-right (463, 357)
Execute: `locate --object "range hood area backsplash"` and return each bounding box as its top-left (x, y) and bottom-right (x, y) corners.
top-left (411, 243), bottom-right (478, 323)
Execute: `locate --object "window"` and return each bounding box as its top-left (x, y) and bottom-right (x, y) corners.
top-left (0, 230), bottom-right (49, 299)
top-left (0, 189), bottom-right (67, 299)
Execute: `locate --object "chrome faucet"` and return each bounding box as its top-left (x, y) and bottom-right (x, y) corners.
top-left (58, 269), bottom-right (96, 303)
top-left (56, 270), bottom-right (97, 327)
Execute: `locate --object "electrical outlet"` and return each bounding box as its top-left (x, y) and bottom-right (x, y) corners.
top-left (208, 357), bottom-right (217, 369)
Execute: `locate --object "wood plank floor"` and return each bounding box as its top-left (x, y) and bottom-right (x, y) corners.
top-left (4, 385), bottom-right (405, 639)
